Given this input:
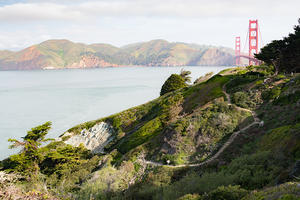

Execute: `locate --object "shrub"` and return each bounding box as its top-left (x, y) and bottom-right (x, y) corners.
top-left (160, 74), bottom-right (187, 96)
top-left (274, 90), bottom-right (300, 105)
top-left (226, 151), bottom-right (287, 189)
top-left (178, 194), bottom-right (202, 200)
top-left (205, 185), bottom-right (248, 200)
top-left (262, 87), bottom-right (282, 101)
top-left (232, 92), bottom-right (249, 108)
top-left (279, 194), bottom-right (300, 200)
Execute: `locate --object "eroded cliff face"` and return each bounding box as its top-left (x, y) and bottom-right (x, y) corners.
top-left (68, 55), bottom-right (118, 69)
top-left (63, 122), bottom-right (115, 153)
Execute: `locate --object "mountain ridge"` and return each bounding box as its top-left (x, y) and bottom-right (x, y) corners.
top-left (0, 39), bottom-right (235, 70)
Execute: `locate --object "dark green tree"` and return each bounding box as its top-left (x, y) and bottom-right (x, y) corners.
top-left (8, 122), bottom-right (52, 178)
top-left (160, 74), bottom-right (187, 96)
top-left (281, 18), bottom-right (300, 73)
top-left (255, 18), bottom-right (300, 73)
top-left (180, 69), bottom-right (192, 83)
top-left (255, 40), bottom-right (285, 74)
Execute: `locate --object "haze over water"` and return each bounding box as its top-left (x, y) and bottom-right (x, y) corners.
top-left (0, 66), bottom-right (229, 159)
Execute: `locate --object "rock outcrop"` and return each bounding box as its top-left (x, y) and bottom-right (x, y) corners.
top-left (68, 55), bottom-right (118, 68)
top-left (64, 122), bottom-right (114, 153)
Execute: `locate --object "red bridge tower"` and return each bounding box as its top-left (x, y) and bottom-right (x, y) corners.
top-left (235, 36), bottom-right (241, 65)
top-left (249, 20), bottom-right (258, 65)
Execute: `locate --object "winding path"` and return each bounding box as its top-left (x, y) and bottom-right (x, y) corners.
top-left (141, 82), bottom-right (261, 168)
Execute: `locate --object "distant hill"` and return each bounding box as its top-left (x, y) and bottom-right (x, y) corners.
top-left (0, 39), bottom-right (235, 70)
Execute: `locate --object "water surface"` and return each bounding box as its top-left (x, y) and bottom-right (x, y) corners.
top-left (0, 66), bottom-right (229, 159)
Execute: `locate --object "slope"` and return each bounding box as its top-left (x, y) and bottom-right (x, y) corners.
top-left (0, 39), bottom-right (235, 70)
top-left (2, 65), bottom-right (299, 200)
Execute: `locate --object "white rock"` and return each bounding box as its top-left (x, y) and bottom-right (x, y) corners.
top-left (64, 122), bottom-right (114, 153)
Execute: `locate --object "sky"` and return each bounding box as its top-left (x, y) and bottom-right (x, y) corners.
top-left (0, 0), bottom-right (299, 51)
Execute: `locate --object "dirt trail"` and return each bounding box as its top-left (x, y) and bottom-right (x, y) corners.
top-left (142, 82), bottom-right (261, 168)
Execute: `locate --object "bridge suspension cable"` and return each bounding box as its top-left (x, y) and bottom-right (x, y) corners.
top-left (242, 28), bottom-right (249, 54)
top-left (234, 19), bottom-right (261, 66)
top-left (258, 23), bottom-right (264, 49)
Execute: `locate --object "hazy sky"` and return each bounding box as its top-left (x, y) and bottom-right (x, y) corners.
top-left (0, 0), bottom-right (299, 51)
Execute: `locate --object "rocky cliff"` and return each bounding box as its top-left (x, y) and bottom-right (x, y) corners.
top-left (63, 122), bottom-right (115, 153)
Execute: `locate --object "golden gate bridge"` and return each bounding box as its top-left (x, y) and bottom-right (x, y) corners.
top-left (235, 20), bottom-right (264, 66)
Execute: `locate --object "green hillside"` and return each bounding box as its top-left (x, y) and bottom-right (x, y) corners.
top-left (1, 64), bottom-right (300, 199)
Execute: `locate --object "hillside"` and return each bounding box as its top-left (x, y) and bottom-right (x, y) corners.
top-left (0, 39), bottom-right (235, 70)
top-left (1, 64), bottom-right (300, 199)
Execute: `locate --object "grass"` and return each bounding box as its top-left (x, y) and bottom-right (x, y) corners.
top-left (182, 75), bottom-right (230, 113)
top-left (117, 117), bottom-right (163, 154)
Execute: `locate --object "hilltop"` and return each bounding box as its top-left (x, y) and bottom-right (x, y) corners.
top-left (1, 64), bottom-right (300, 199)
top-left (0, 39), bottom-right (235, 70)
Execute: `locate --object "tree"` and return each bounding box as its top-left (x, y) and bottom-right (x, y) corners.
top-left (8, 122), bottom-right (52, 178)
top-left (160, 74), bottom-right (187, 96)
top-left (255, 18), bottom-right (300, 73)
top-left (255, 40), bottom-right (285, 74)
top-left (180, 69), bottom-right (192, 83)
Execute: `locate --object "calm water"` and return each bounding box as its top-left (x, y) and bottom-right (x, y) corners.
top-left (0, 66), bottom-right (229, 159)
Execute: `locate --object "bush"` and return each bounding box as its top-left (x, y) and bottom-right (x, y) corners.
top-left (279, 194), bottom-right (300, 200)
top-left (178, 194), bottom-right (202, 200)
top-left (160, 74), bottom-right (187, 96)
top-left (232, 92), bottom-right (249, 108)
top-left (205, 185), bottom-right (248, 200)
top-left (274, 90), bottom-right (300, 105)
top-left (262, 87), bottom-right (282, 101)
top-left (226, 151), bottom-right (287, 189)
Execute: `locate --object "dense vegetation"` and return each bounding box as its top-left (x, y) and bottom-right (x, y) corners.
top-left (1, 63), bottom-right (299, 199)
top-left (160, 74), bottom-right (187, 96)
top-left (2, 19), bottom-right (300, 198)
top-left (255, 19), bottom-right (300, 73)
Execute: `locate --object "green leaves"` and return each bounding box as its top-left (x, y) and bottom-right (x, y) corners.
top-left (7, 122), bottom-right (52, 177)
top-left (23, 121), bottom-right (52, 142)
top-left (160, 74), bottom-right (187, 96)
top-left (180, 69), bottom-right (192, 83)
top-left (255, 18), bottom-right (300, 73)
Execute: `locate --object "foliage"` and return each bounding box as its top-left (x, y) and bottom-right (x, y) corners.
top-left (160, 74), bottom-right (187, 96)
top-left (194, 72), bottom-right (214, 84)
top-left (182, 75), bottom-right (230, 113)
top-left (76, 154), bottom-right (136, 200)
top-left (178, 194), bottom-right (202, 200)
top-left (205, 185), bottom-right (248, 200)
top-left (158, 171), bottom-right (236, 199)
top-left (262, 87), bottom-right (282, 101)
top-left (117, 117), bottom-right (163, 154)
top-left (274, 90), bottom-right (300, 106)
top-left (180, 69), bottom-right (192, 83)
top-left (226, 151), bottom-right (287, 189)
top-left (255, 18), bottom-right (300, 73)
top-left (258, 123), bottom-right (300, 159)
top-left (7, 122), bottom-right (52, 177)
top-left (232, 92), bottom-right (250, 108)
top-left (2, 62), bottom-right (300, 199)
top-left (242, 182), bottom-right (300, 200)
top-left (3, 122), bottom-right (101, 198)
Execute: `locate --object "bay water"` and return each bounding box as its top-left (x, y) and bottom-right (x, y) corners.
top-left (0, 66), bottom-right (229, 159)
